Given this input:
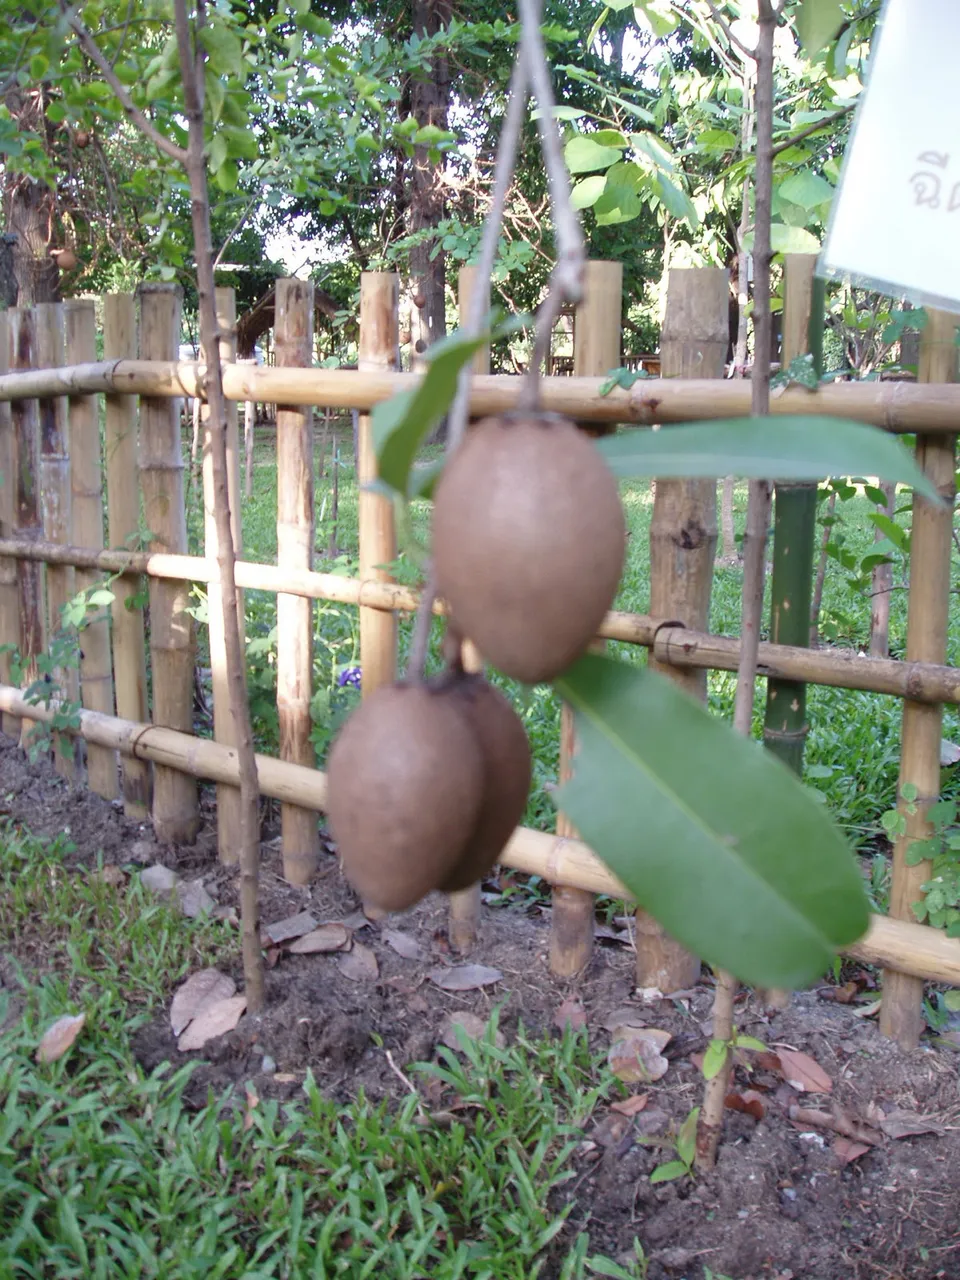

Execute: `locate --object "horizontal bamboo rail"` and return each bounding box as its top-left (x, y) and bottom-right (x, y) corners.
top-left (0, 538), bottom-right (957, 706)
top-left (0, 678), bottom-right (955, 986)
top-left (0, 360), bottom-right (959, 433)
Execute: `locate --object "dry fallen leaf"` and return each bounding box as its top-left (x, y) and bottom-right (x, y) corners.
top-left (338, 941), bottom-right (379, 982)
top-left (264, 945), bottom-right (282, 969)
top-left (177, 879), bottom-right (216, 919)
top-left (853, 999), bottom-right (882, 1019)
top-left (554, 996), bottom-right (587, 1032)
top-left (170, 969), bottom-right (237, 1036)
top-left (601, 1006), bottom-right (647, 1033)
top-left (608, 1029), bottom-right (669, 1084)
top-left (441, 1011), bottom-right (505, 1051)
top-left (263, 911), bottom-right (318, 946)
top-left (725, 1089), bottom-right (766, 1121)
top-left (288, 924), bottom-right (351, 954)
top-left (610, 1093), bottom-right (649, 1118)
top-left (774, 1047), bottom-right (833, 1094)
top-left (833, 1137), bottom-right (871, 1165)
top-left (178, 995), bottom-right (247, 1051)
top-left (340, 909), bottom-right (372, 931)
top-left (91, 864), bottom-right (126, 887)
top-left (383, 929), bottom-right (424, 961)
top-left (878, 1109), bottom-right (945, 1140)
top-left (428, 964), bottom-right (502, 991)
top-left (819, 982), bottom-right (859, 1005)
top-left (36, 1012), bottom-right (86, 1064)
top-left (591, 1112), bottom-right (631, 1148)
top-left (243, 1084), bottom-right (259, 1132)
top-left (273, 1072), bottom-right (298, 1084)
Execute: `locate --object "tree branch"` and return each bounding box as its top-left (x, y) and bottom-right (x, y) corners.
top-left (700, 0), bottom-right (758, 60)
top-left (65, 10), bottom-right (187, 164)
top-left (771, 103), bottom-right (855, 158)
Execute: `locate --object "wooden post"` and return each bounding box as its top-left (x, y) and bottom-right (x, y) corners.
top-left (0, 310), bottom-right (19, 740)
top-left (275, 278), bottom-right (319, 884)
top-left (447, 265), bottom-right (491, 954)
top-left (8, 309), bottom-right (47, 748)
top-left (880, 310), bottom-right (957, 1047)
top-left (358, 273), bottom-right (399, 698)
top-left (66, 299), bottom-right (118, 798)
top-left (203, 287), bottom-right (245, 863)
top-left (139, 284), bottom-right (199, 844)
top-left (635, 267), bottom-right (727, 992)
top-left (239, 357), bottom-right (256, 498)
top-left (35, 303), bottom-right (77, 776)
top-left (550, 260), bottom-right (623, 977)
top-left (104, 294), bottom-right (151, 817)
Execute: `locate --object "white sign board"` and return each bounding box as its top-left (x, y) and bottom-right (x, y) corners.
top-left (819, 0), bottom-right (960, 313)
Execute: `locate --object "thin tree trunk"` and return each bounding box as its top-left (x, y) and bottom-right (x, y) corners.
top-left (174, 0), bottom-right (264, 1011)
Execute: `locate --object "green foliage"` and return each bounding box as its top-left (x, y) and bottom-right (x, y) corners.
top-left (882, 790), bottom-right (960, 937)
top-left (596, 418), bottom-right (941, 500)
top-left (650, 1107), bottom-right (698, 1184)
top-left (795, 0), bottom-right (847, 54)
top-left (554, 653), bottom-right (870, 989)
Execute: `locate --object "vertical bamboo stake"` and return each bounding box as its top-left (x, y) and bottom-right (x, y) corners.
top-left (8, 309), bottom-right (47, 749)
top-left (880, 310), bottom-right (957, 1048)
top-left (550, 260), bottom-right (623, 978)
top-left (203, 288), bottom-right (245, 863)
top-left (66, 299), bottom-right (118, 798)
top-left (276, 278), bottom-right (319, 885)
top-left (635, 266), bottom-right (726, 992)
top-left (762, 256), bottom-right (819, 775)
top-left (358, 273), bottom-right (399, 698)
top-left (35, 303), bottom-right (76, 777)
top-left (139, 283), bottom-right (199, 844)
top-left (0, 310), bottom-right (19, 739)
top-left (447, 265), bottom-right (491, 954)
top-left (104, 293), bottom-right (150, 817)
top-left (239, 357), bottom-right (256, 498)
top-left (869, 483), bottom-right (896, 658)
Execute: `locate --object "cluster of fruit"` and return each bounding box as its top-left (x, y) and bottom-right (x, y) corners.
top-left (327, 411), bottom-right (627, 912)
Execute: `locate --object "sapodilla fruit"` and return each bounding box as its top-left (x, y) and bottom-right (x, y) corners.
top-left (437, 673), bottom-right (532, 892)
top-left (432, 412), bottom-right (626, 684)
top-left (326, 681), bottom-right (483, 912)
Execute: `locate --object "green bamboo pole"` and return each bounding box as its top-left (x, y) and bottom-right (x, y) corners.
top-left (762, 258), bottom-right (824, 774)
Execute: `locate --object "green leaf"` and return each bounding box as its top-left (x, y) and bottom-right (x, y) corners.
top-left (530, 105), bottom-right (587, 122)
top-left (86, 588), bottom-right (115, 607)
top-left (553, 655), bottom-right (870, 990)
top-left (652, 173), bottom-right (697, 226)
top-left (697, 128), bottom-right (738, 152)
top-left (372, 331), bottom-right (488, 496)
top-left (214, 159), bottom-right (239, 191)
top-left (633, 0), bottom-right (679, 37)
top-left (208, 133), bottom-right (228, 173)
top-left (650, 1160), bottom-right (688, 1185)
top-left (943, 990), bottom-right (960, 1012)
top-left (205, 71), bottom-right (226, 124)
top-left (223, 126), bottom-right (258, 160)
top-left (596, 418), bottom-right (942, 502)
top-left (771, 224), bottom-right (821, 254)
top-left (571, 176), bottom-right (607, 210)
top-left (201, 19), bottom-right (244, 79)
top-left (734, 1034), bottom-right (768, 1052)
top-left (29, 53), bottom-right (49, 81)
top-left (702, 1038), bottom-right (728, 1080)
top-left (631, 131), bottom-right (674, 172)
top-left (564, 135), bottom-right (623, 174)
top-left (796, 0), bottom-right (846, 54)
top-left (408, 457), bottom-right (445, 501)
top-left (585, 1256), bottom-right (639, 1279)
top-left (676, 1107), bottom-right (699, 1167)
top-left (778, 170), bottom-right (834, 211)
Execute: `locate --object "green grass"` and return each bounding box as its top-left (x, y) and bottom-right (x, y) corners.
top-left (0, 824), bottom-right (646, 1279)
top-left (186, 424), bottom-right (960, 852)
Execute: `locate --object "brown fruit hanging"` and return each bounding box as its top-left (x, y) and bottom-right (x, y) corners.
top-left (52, 248), bottom-right (78, 272)
top-left (432, 412), bottom-right (626, 683)
top-left (73, 129), bottom-right (91, 149)
top-left (326, 681), bottom-right (483, 912)
top-left (436, 672), bottom-right (532, 892)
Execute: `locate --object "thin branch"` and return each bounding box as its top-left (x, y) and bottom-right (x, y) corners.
top-left (65, 10), bottom-right (187, 164)
top-left (771, 103), bottom-right (855, 157)
top-left (699, 0), bottom-right (758, 61)
top-left (213, 188), bottom-right (261, 269)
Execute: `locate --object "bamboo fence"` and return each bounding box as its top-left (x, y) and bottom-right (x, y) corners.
top-left (0, 278), bottom-right (958, 1049)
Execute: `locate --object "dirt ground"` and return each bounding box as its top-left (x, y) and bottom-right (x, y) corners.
top-left (1, 734), bottom-right (959, 1280)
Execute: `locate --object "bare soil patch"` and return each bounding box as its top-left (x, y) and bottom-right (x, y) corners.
top-left (0, 733), bottom-right (958, 1280)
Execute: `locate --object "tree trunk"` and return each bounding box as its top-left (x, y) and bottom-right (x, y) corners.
top-left (408, 0), bottom-right (451, 373)
top-left (3, 178), bottom-right (59, 304)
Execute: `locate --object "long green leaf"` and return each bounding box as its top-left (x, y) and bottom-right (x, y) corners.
top-left (371, 332), bottom-right (488, 497)
top-left (553, 655), bottom-right (870, 989)
top-left (596, 417), bottom-right (942, 501)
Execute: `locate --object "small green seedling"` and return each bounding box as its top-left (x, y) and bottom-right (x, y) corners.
top-left (650, 1105), bottom-right (699, 1184)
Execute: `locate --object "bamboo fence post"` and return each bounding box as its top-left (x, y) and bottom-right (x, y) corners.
top-left (635, 266), bottom-right (727, 992)
top-left (0, 310), bottom-right (18, 739)
top-left (104, 294), bottom-right (150, 817)
top-left (238, 357), bottom-right (256, 497)
top-left (358, 272), bottom-right (399, 699)
top-left (65, 299), bottom-right (118, 798)
top-left (880, 309), bottom-right (957, 1048)
top-left (35, 303), bottom-right (77, 777)
top-left (869, 483), bottom-right (896, 658)
top-left (275, 278), bottom-right (319, 884)
top-left (139, 283), bottom-right (199, 844)
top-left (551, 260), bottom-right (623, 978)
top-left (8, 308), bottom-right (47, 748)
top-left (762, 256), bottom-right (820, 775)
top-left (447, 265), bottom-right (491, 954)
top-left (203, 287), bottom-right (245, 863)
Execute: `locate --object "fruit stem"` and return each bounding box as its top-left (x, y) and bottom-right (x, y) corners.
top-left (407, 566), bottom-right (439, 683)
